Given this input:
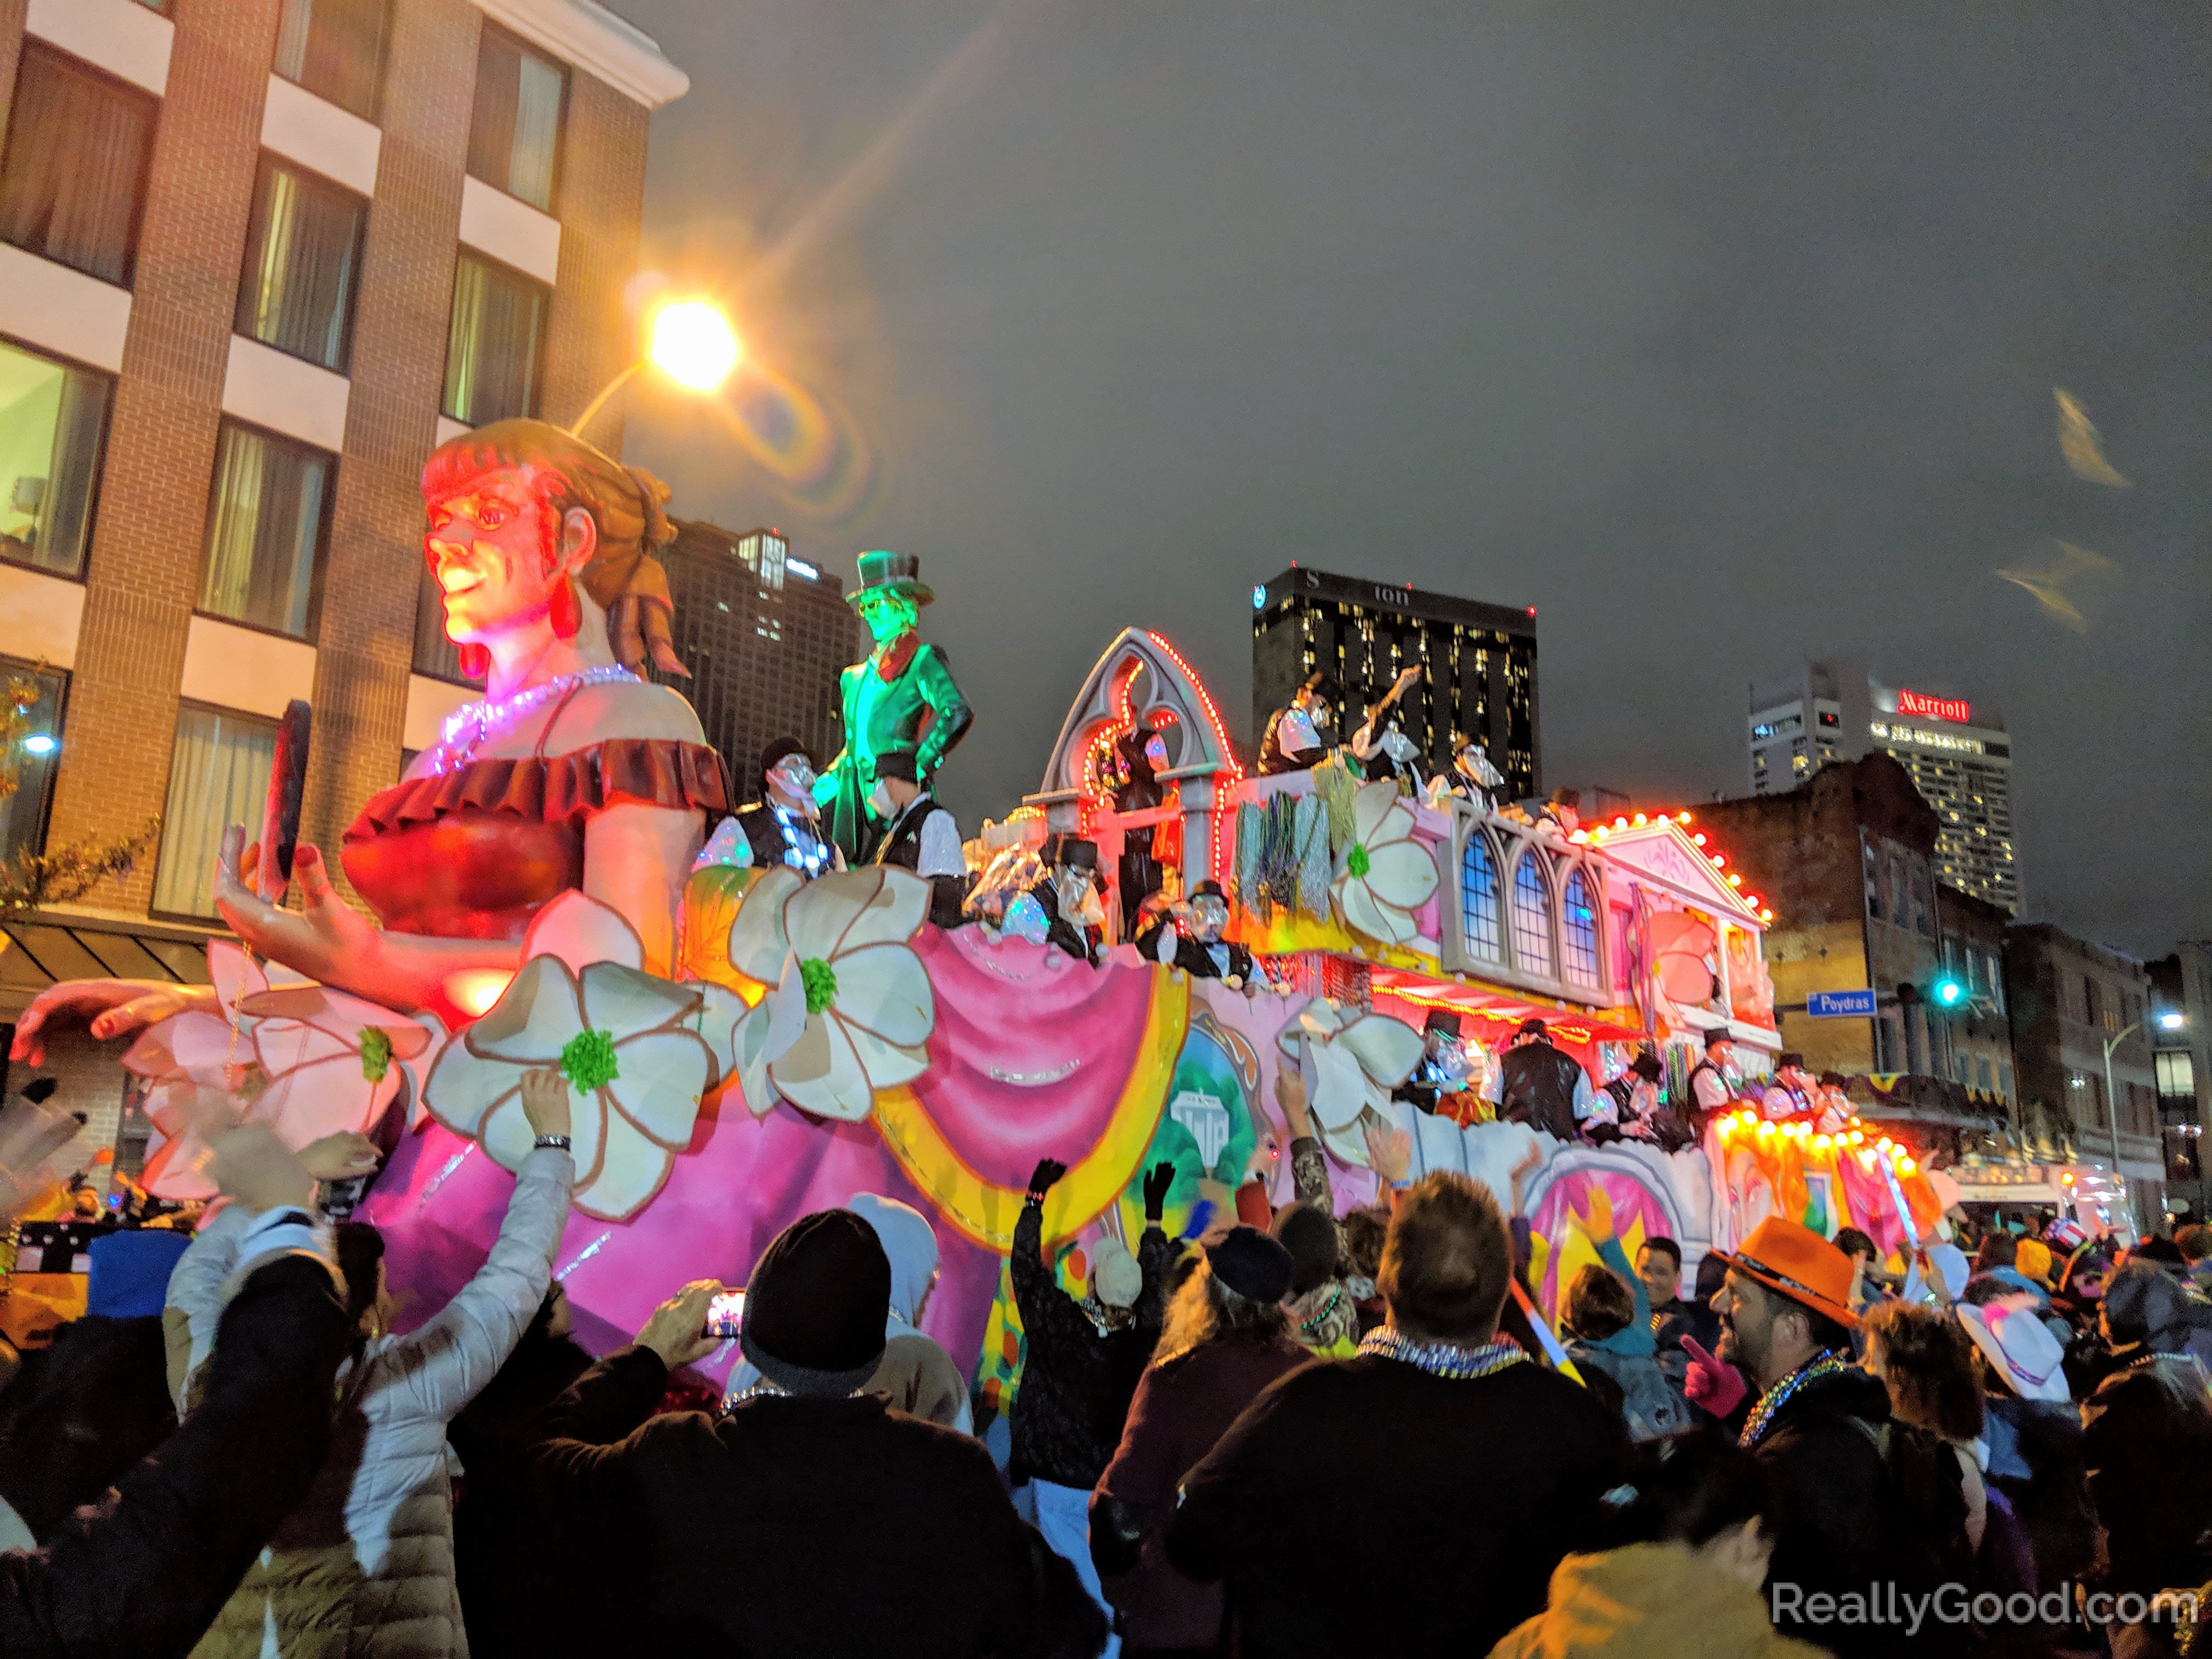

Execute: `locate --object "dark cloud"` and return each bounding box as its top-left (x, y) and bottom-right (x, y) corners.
top-left (622, 0), bottom-right (2210, 958)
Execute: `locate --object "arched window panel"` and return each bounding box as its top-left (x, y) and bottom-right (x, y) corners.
top-left (1510, 847), bottom-right (1553, 977)
top-left (1460, 827), bottom-right (1502, 962)
top-left (1561, 865), bottom-right (1601, 985)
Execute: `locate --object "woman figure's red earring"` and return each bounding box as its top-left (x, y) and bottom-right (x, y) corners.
top-left (549, 576), bottom-right (580, 640)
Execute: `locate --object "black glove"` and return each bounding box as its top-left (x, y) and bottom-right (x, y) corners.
top-left (1142, 1160), bottom-right (1176, 1222)
top-left (1026, 1158), bottom-right (1069, 1201)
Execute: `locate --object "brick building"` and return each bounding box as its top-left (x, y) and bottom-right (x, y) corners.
top-left (0, 0), bottom-right (685, 1182)
top-left (1697, 754), bottom-right (1956, 1081)
top-left (1935, 882), bottom-right (2017, 1111)
top-left (2004, 924), bottom-right (2164, 1235)
top-left (2147, 943), bottom-right (2209, 1226)
top-left (653, 522), bottom-right (862, 801)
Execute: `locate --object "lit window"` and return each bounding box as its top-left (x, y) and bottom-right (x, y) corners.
top-left (0, 336), bottom-right (110, 578)
top-left (236, 157), bottom-right (367, 371)
top-left (442, 251), bottom-right (547, 425)
top-left (0, 656), bottom-right (66, 862)
top-left (469, 27), bottom-right (567, 211)
top-left (200, 421), bottom-right (333, 639)
top-left (1561, 866), bottom-right (1600, 984)
top-left (1459, 830), bottom-right (1501, 962)
top-left (154, 706), bottom-right (278, 918)
top-left (272, 0), bottom-right (391, 120)
top-left (1510, 849), bottom-right (1553, 975)
top-left (0, 43), bottom-right (158, 286)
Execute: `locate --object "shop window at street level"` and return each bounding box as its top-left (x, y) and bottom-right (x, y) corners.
top-left (0, 43), bottom-right (158, 286)
top-left (200, 421), bottom-right (334, 640)
top-left (468, 26), bottom-right (567, 212)
top-left (0, 337), bottom-right (110, 578)
top-left (273, 0), bottom-right (391, 121)
top-left (443, 252), bottom-right (548, 426)
top-left (0, 657), bottom-right (67, 865)
top-left (153, 706), bottom-right (278, 919)
top-left (236, 157), bottom-right (368, 373)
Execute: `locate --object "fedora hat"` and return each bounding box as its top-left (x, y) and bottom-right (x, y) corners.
top-left (1955, 1300), bottom-right (2068, 1404)
top-left (1707, 1216), bottom-right (1859, 1328)
top-left (847, 549), bottom-right (934, 608)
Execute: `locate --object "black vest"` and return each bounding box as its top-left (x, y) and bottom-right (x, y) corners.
top-left (1498, 1042), bottom-right (1586, 1142)
top-left (736, 803), bottom-right (831, 875)
top-left (871, 794), bottom-right (938, 871)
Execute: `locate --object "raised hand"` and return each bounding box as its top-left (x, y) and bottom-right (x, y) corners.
top-left (209, 1125), bottom-right (315, 1215)
top-left (519, 1066), bottom-right (573, 1142)
top-left (1363, 1118), bottom-right (1413, 1187)
top-left (1273, 1066), bottom-right (1314, 1138)
top-left (1026, 1158), bottom-right (1069, 1201)
top-left (637, 1279), bottom-right (722, 1369)
top-left (8, 978), bottom-right (219, 1064)
top-left (1142, 1160), bottom-right (1176, 1221)
top-left (297, 1132), bottom-right (381, 1184)
top-left (1681, 1334), bottom-right (1748, 1417)
top-left (1576, 1184), bottom-right (1617, 1245)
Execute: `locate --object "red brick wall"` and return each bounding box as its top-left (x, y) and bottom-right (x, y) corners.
top-left (297, 0), bottom-right (482, 889)
top-left (543, 69), bottom-right (647, 445)
top-left (42, 0), bottom-right (283, 911)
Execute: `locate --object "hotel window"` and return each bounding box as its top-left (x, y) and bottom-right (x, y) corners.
top-left (1459, 830), bottom-right (1501, 963)
top-left (1510, 849), bottom-right (1553, 977)
top-left (0, 657), bottom-right (67, 864)
top-left (236, 158), bottom-right (368, 373)
top-left (0, 336), bottom-right (110, 578)
top-left (442, 252), bottom-right (548, 426)
top-left (200, 421), bottom-right (334, 639)
top-left (467, 26), bottom-right (567, 212)
top-left (153, 706), bottom-right (277, 918)
top-left (0, 43), bottom-right (158, 286)
top-left (273, 0), bottom-right (391, 120)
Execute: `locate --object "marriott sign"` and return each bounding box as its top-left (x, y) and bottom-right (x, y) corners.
top-left (1896, 687), bottom-right (1971, 724)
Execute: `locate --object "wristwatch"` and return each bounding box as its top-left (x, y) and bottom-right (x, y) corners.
top-left (534, 1135), bottom-right (573, 1152)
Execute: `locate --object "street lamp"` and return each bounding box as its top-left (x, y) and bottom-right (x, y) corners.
top-left (565, 298), bottom-right (743, 441)
top-left (2159, 1009), bottom-right (2186, 1032)
top-left (2101, 1019), bottom-right (2142, 1231)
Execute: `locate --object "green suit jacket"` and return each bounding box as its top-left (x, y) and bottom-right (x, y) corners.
top-left (821, 633), bottom-right (973, 863)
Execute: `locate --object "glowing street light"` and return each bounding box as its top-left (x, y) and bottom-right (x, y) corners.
top-left (20, 733), bottom-right (56, 755)
top-left (2159, 1010), bottom-right (2186, 1032)
top-left (649, 301), bottom-right (741, 390)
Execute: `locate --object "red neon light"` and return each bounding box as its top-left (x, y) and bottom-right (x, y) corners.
top-left (1896, 688), bottom-right (1970, 724)
top-left (1143, 631), bottom-right (1243, 882)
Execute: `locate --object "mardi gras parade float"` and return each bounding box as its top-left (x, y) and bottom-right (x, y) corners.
top-left (22, 417), bottom-right (1946, 1409)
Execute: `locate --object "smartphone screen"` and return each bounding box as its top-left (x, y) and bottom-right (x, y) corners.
top-left (705, 1289), bottom-right (745, 1339)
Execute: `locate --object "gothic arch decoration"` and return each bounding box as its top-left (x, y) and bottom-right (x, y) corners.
top-left (1435, 797), bottom-right (1611, 1001)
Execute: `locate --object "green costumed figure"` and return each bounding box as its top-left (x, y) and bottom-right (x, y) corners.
top-left (816, 550), bottom-right (974, 865)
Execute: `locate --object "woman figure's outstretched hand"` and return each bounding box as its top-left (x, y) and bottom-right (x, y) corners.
top-left (8, 979), bottom-right (218, 1064)
top-left (213, 830), bottom-right (381, 992)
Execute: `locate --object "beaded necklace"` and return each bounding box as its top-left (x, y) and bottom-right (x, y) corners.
top-left (427, 664), bottom-right (639, 773)
top-left (1738, 1348), bottom-right (1853, 1448)
top-left (1358, 1327), bottom-right (1528, 1380)
top-left (772, 803), bottom-right (833, 876)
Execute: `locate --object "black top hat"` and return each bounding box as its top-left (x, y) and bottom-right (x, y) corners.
top-left (1515, 1017), bottom-right (1549, 1039)
top-left (1297, 671), bottom-right (1339, 701)
top-left (1046, 835), bottom-right (1099, 872)
top-left (1702, 1025), bottom-right (1734, 1049)
top-left (873, 748), bottom-right (920, 785)
top-left (1422, 1008), bottom-right (1463, 1037)
top-left (1188, 879), bottom-right (1228, 904)
top-left (1777, 1052), bottom-right (1807, 1071)
top-left (846, 549), bottom-right (933, 608)
top-left (759, 736), bottom-right (814, 779)
top-left (1628, 1052), bottom-right (1665, 1081)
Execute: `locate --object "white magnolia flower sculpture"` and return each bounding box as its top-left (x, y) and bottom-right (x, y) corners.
top-left (422, 891), bottom-right (713, 1221)
top-left (721, 865), bottom-right (936, 1122)
top-left (1274, 995), bottom-right (1425, 1166)
top-left (1331, 780), bottom-right (1439, 948)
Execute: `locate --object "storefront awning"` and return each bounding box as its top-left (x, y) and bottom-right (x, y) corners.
top-left (0, 913), bottom-right (216, 1017)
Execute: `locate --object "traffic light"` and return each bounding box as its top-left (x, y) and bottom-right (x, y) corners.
top-left (1932, 975), bottom-right (1966, 1009)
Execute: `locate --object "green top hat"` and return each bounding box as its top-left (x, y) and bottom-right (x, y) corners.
top-left (847, 549), bottom-right (934, 608)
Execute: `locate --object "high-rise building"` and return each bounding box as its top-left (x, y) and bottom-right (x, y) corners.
top-left (1747, 658), bottom-right (2017, 913)
top-left (0, 0), bottom-right (685, 1179)
top-left (655, 522), bottom-right (861, 799)
top-left (1251, 565), bottom-right (1539, 800)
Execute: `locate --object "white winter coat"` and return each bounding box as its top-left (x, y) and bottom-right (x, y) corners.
top-left (170, 1148), bottom-right (573, 1659)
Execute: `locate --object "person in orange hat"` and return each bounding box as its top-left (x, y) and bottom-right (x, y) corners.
top-left (1686, 1217), bottom-right (1970, 1657)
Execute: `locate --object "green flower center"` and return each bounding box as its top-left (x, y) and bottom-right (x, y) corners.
top-left (1346, 843), bottom-right (1371, 880)
top-left (558, 1028), bottom-right (620, 1093)
top-left (358, 1028), bottom-right (393, 1084)
top-left (800, 957), bottom-right (839, 1017)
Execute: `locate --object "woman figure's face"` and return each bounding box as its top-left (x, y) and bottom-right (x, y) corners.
top-left (424, 465), bottom-right (589, 644)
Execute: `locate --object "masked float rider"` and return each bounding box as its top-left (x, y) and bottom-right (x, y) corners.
top-left (1430, 733), bottom-right (1508, 813)
top-left (816, 551), bottom-right (973, 867)
top-left (696, 737), bottom-right (841, 878)
top-left (1483, 1017), bottom-right (1596, 1143)
top-left (1257, 673), bottom-right (1339, 775)
top-left (1141, 881), bottom-right (1257, 992)
top-left (867, 748), bottom-right (969, 928)
top-left (1030, 835), bottom-right (1106, 966)
top-left (1348, 664), bottom-right (1426, 793)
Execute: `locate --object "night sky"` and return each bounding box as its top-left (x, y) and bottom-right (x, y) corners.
top-left (619, 2), bottom-right (2209, 959)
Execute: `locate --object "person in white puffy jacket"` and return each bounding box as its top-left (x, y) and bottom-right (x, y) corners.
top-left (168, 1069), bottom-right (576, 1659)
